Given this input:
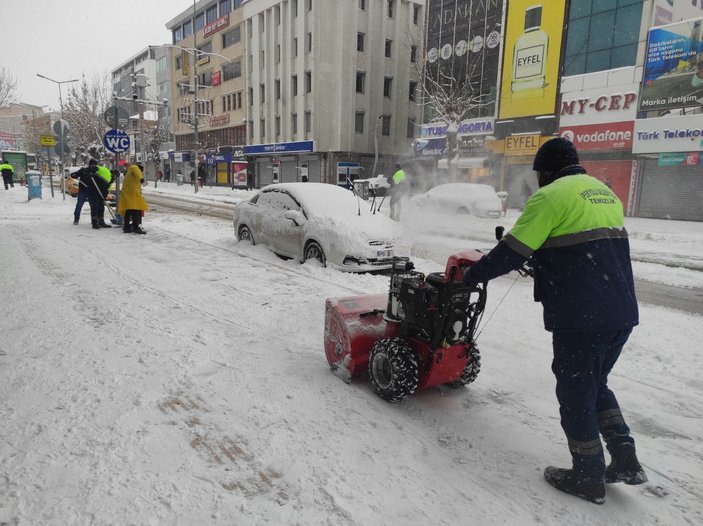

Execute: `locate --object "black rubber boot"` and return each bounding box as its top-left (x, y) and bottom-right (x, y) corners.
top-left (99, 220), bottom-right (112, 228)
top-left (544, 466), bottom-right (605, 504)
top-left (91, 218), bottom-right (100, 230)
top-left (132, 226), bottom-right (146, 235)
top-left (605, 446), bottom-right (647, 485)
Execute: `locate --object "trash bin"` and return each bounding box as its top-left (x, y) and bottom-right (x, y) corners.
top-left (176, 173), bottom-right (184, 186)
top-left (26, 170), bottom-right (42, 201)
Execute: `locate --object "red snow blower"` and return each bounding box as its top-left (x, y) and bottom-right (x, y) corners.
top-left (324, 250), bottom-right (487, 402)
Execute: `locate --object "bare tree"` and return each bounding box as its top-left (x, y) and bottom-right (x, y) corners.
top-left (0, 68), bottom-right (18, 108)
top-left (62, 73), bottom-right (112, 164)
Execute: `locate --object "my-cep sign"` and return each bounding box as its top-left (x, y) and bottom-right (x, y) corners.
top-left (103, 129), bottom-right (131, 153)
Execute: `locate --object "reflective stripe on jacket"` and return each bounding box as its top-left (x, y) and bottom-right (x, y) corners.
top-left (468, 171), bottom-right (638, 332)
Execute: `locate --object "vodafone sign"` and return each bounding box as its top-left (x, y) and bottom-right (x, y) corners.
top-left (559, 121), bottom-right (634, 151)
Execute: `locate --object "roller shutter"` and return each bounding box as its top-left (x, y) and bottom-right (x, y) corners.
top-left (638, 160), bottom-right (703, 221)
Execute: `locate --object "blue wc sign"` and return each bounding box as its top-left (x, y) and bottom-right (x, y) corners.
top-left (103, 129), bottom-right (131, 153)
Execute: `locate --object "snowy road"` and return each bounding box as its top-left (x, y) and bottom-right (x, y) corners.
top-left (1, 190), bottom-right (702, 525)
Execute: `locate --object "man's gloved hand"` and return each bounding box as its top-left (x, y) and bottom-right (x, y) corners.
top-left (463, 267), bottom-right (478, 287)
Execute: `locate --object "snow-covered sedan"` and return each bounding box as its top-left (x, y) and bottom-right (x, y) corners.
top-left (233, 183), bottom-right (400, 272)
top-left (408, 183), bottom-right (503, 218)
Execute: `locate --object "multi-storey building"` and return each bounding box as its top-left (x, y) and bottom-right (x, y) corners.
top-left (111, 46), bottom-right (171, 175)
top-left (167, 0), bottom-right (247, 186)
top-left (242, 0), bottom-right (425, 186)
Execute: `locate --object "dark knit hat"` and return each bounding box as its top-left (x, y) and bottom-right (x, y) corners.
top-left (532, 137), bottom-right (579, 172)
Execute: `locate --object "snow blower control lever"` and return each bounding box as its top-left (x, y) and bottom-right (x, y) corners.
top-left (324, 250), bottom-right (488, 402)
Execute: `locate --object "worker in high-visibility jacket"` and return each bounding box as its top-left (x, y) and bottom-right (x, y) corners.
top-left (462, 138), bottom-right (646, 505)
top-left (1, 162), bottom-right (14, 190)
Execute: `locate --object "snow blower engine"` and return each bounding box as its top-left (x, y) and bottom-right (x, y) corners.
top-left (324, 250), bottom-right (487, 402)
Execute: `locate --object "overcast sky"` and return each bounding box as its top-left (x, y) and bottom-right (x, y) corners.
top-left (2, 0), bottom-right (193, 112)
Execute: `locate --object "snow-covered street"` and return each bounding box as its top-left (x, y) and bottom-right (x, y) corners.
top-left (1, 184), bottom-right (702, 525)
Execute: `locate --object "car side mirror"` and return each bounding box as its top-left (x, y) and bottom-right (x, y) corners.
top-left (284, 209), bottom-right (305, 226)
top-left (495, 226), bottom-right (505, 240)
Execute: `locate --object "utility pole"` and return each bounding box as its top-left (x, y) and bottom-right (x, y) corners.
top-left (192, 0), bottom-right (200, 194)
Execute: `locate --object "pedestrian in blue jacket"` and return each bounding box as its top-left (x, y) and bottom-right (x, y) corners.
top-left (463, 138), bottom-right (646, 504)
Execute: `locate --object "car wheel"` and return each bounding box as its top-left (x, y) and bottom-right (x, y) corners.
top-left (304, 241), bottom-right (326, 266)
top-left (238, 225), bottom-right (255, 244)
top-left (447, 345), bottom-right (481, 388)
top-left (369, 338), bottom-right (418, 403)
top-left (456, 206), bottom-right (470, 215)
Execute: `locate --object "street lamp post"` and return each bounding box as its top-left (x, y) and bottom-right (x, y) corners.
top-left (192, 0), bottom-right (200, 194)
top-left (36, 73), bottom-right (79, 195)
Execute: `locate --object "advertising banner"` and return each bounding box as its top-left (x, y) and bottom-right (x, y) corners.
top-left (559, 121), bottom-right (634, 151)
top-left (632, 115), bottom-right (703, 153)
top-left (639, 17), bottom-right (703, 112)
top-left (498, 0), bottom-right (566, 119)
top-left (425, 0), bottom-right (505, 118)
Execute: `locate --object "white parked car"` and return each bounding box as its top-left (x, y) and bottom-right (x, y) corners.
top-left (408, 183), bottom-right (503, 218)
top-left (233, 183), bottom-right (400, 272)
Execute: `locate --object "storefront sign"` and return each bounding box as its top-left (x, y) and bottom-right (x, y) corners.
top-left (244, 141), bottom-right (314, 155)
top-left (633, 115), bottom-right (703, 153)
top-left (420, 117), bottom-right (495, 138)
top-left (559, 121), bottom-right (634, 151)
top-left (498, 0), bottom-right (567, 119)
top-left (203, 13), bottom-right (230, 37)
top-left (639, 17), bottom-right (703, 112)
top-left (560, 82), bottom-right (639, 126)
top-left (657, 152), bottom-right (701, 166)
top-left (212, 71), bottom-right (221, 86)
top-left (504, 134), bottom-right (541, 156)
top-left (209, 114), bottom-right (231, 127)
top-left (413, 138), bottom-right (445, 157)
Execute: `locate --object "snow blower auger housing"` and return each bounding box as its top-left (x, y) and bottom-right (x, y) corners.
top-left (324, 251), bottom-right (487, 402)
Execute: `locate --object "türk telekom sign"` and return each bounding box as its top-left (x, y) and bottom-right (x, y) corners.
top-left (560, 82), bottom-right (639, 127)
top-left (560, 121), bottom-right (634, 151)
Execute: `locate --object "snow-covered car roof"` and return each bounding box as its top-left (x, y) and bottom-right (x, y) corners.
top-left (259, 182), bottom-right (380, 219)
top-left (427, 183), bottom-right (498, 197)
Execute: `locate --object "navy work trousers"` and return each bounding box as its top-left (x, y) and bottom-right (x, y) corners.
top-left (551, 328), bottom-right (635, 478)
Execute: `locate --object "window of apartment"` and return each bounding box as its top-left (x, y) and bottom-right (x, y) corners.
top-left (413, 5), bottom-right (420, 24)
top-left (198, 41), bottom-right (212, 56)
top-left (387, 0), bottom-right (394, 18)
top-left (275, 5), bottom-right (281, 25)
top-left (260, 50), bottom-right (265, 68)
top-left (222, 26), bottom-right (240, 48)
top-left (407, 118), bottom-right (415, 138)
top-left (249, 120), bottom-right (254, 139)
top-left (304, 111), bottom-right (311, 133)
top-left (234, 0), bottom-right (242, 8)
top-left (356, 71), bottom-right (365, 93)
top-left (382, 115), bottom-right (391, 136)
top-left (307, 0), bottom-right (312, 11)
top-left (276, 44), bottom-right (281, 63)
top-left (410, 45), bottom-right (417, 63)
top-left (206, 5), bottom-right (218, 23)
top-left (220, 0), bottom-right (231, 14)
top-left (305, 71), bottom-right (312, 93)
top-left (385, 39), bottom-right (392, 58)
top-left (292, 75), bottom-right (298, 96)
top-left (293, 0), bottom-right (298, 17)
top-left (292, 112), bottom-right (298, 134)
top-left (275, 116), bottom-right (281, 136)
top-left (222, 59), bottom-right (241, 81)
top-left (357, 32), bottom-right (365, 52)
top-left (260, 119), bottom-right (266, 137)
top-left (248, 87), bottom-right (253, 105)
top-left (275, 79), bottom-right (281, 100)
top-left (260, 83), bottom-right (266, 103)
top-left (383, 77), bottom-right (393, 98)
top-left (183, 20), bottom-right (192, 38)
top-left (359, 0), bottom-right (366, 10)
top-left (195, 13), bottom-right (205, 31)
top-left (293, 37), bottom-right (298, 57)
top-left (307, 32), bottom-right (313, 53)
top-left (355, 112), bottom-right (364, 133)
top-left (222, 95), bottom-right (228, 112)
top-left (564, 0), bottom-right (643, 76)
top-left (175, 54), bottom-right (182, 70)
top-left (198, 71), bottom-right (213, 87)
top-left (409, 81), bottom-right (417, 101)
top-left (173, 26), bottom-right (182, 43)
top-left (237, 91), bottom-right (242, 108)
top-left (156, 56), bottom-right (168, 72)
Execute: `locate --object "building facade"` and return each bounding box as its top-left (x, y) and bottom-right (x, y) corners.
top-left (167, 0), bottom-right (248, 186)
top-left (242, 0), bottom-right (425, 186)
